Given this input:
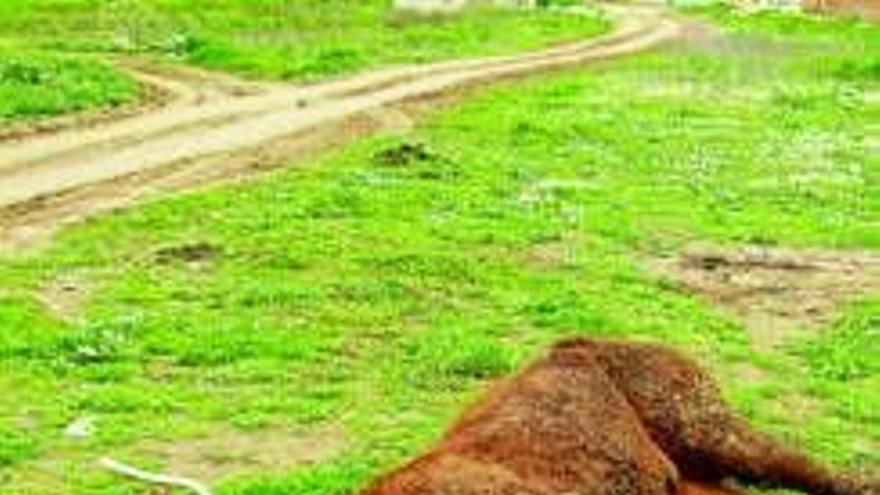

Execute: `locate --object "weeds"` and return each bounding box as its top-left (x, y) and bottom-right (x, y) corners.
top-left (0, 6), bottom-right (875, 495)
top-left (0, 48), bottom-right (138, 125)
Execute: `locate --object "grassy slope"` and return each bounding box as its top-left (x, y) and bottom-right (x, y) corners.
top-left (0, 1), bottom-right (607, 125)
top-left (0, 0), bottom-right (609, 80)
top-left (0, 47), bottom-right (139, 126)
top-left (0, 7), bottom-right (877, 495)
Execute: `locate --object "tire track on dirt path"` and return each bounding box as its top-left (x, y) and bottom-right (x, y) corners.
top-left (0, 57), bottom-right (273, 145)
top-left (0, 5), bottom-right (684, 253)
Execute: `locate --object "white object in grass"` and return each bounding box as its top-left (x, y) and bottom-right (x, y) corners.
top-left (99, 457), bottom-right (213, 495)
top-left (64, 417), bottom-right (95, 440)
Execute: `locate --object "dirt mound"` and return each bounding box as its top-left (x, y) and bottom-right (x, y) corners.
top-left (373, 142), bottom-right (436, 167)
top-left (361, 338), bottom-right (872, 495)
top-left (155, 241), bottom-right (222, 264)
top-left (650, 246), bottom-right (880, 347)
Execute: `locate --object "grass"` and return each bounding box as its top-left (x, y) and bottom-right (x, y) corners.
top-left (0, 0), bottom-right (608, 81)
top-left (0, 47), bottom-right (139, 126)
top-left (0, 5), bottom-right (877, 495)
top-left (0, 0), bottom-right (607, 124)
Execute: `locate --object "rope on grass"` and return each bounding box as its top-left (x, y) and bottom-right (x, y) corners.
top-left (99, 457), bottom-right (213, 495)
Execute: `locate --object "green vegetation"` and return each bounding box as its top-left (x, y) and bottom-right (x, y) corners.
top-left (0, 0), bottom-right (608, 80)
top-left (174, 4), bottom-right (609, 80)
top-left (0, 5), bottom-right (877, 495)
top-left (0, 47), bottom-right (139, 126)
top-left (0, 0), bottom-right (607, 124)
top-left (798, 301), bottom-right (879, 382)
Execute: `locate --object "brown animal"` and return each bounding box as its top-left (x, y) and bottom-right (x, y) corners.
top-left (362, 338), bottom-right (876, 495)
top-left (678, 481), bottom-right (742, 495)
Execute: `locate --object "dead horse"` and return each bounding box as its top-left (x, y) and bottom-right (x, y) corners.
top-left (361, 337), bottom-right (877, 495)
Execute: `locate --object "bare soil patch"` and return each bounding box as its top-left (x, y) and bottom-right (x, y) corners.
top-left (805, 0), bottom-right (880, 20)
top-left (772, 393), bottom-right (827, 420)
top-left (650, 245), bottom-right (880, 348)
top-left (373, 142), bottom-right (436, 167)
top-left (524, 233), bottom-right (583, 270)
top-left (135, 426), bottom-right (346, 484)
top-left (155, 241), bottom-right (223, 265)
top-left (37, 272), bottom-right (97, 321)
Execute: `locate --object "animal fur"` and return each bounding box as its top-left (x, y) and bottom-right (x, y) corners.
top-left (362, 337), bottom-right (876, 495)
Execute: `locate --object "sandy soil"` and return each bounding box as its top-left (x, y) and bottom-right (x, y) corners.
top-left (0, 5), bottom-right (683, 253)
top-left (650, 245), bottom-right (880, 348)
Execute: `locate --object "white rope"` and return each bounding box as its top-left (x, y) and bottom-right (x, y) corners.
top-left (99, 457), bottom-right (213, 495)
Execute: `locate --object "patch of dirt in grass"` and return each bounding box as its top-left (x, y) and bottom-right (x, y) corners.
top-left (806, 0), bottom-right (880, 20)
top-left (525, 236), bottom-right (581, 269)
top-left (650, 245), bottom-right (880, 348)
top-left (527, 241), bottom-right (574, 269)
top-left (363, 107), bottom-right (415, 135)
top-left (852, 437), bottom-right (880, 462)
top-left (136, 425), bottom-right (346, 484)
top-left (38, 274), bottom-right (92, 321)
top-left (373, 141), bottom-right (436, 167)
top-left (155, 241), bottom-right (222, 264)
top-left (772, 393), bottom-right (827, 419)
top-left (729, 362), bottom-right (770, 384)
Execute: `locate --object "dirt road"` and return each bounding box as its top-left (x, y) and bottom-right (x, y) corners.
top-left (0, 5), bottom-right (683, 252)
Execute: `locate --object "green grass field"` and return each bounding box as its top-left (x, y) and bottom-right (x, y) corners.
top-left (0, 0), bottom-right (607, 126)
top-left (0, 5), bottom-right (877, 495)
top-left (0, 47), bottom-right (139, 126)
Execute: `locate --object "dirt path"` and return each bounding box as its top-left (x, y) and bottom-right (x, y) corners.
top-left (0, 5), bottom-right (683, 252)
